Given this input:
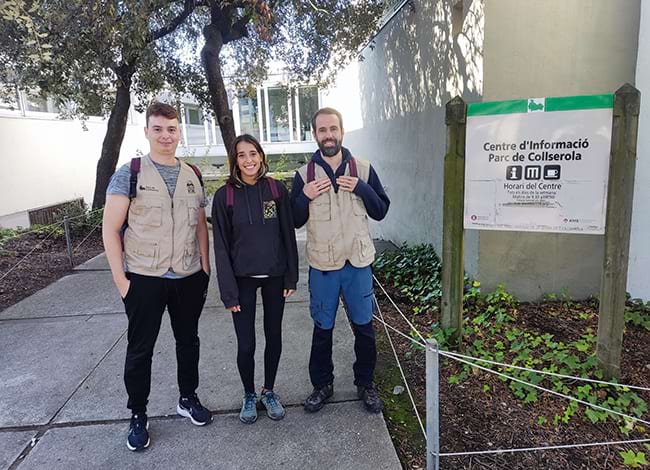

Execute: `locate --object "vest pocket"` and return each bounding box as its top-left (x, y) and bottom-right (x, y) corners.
top-left (131, 203), bottom-right (162, 227)
top-left (309, 241), bottom-right (332, 266)
top-left (351, 197), bottom-right (367, 217)
top-left (131, 243), bottom-right (159, 269)
top-left (356, 235), bottom-right (376, 264)
top-left (187, 202), bottom-right (199, 226)
top-left (310, 194), bottom-right (331, 221)
top-left (183, 241), bottom-right (200, 270)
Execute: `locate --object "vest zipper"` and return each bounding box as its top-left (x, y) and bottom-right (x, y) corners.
top-left (170, 199), bottom-right (175, 271)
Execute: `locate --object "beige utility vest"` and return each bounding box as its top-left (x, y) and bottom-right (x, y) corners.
top-left (124, 155), bottom-right (203, 277)
top-left (297, 158), bottom-right (376, 271)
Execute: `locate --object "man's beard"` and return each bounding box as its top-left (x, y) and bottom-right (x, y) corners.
top-left (318, 138), bottom-right (341, 157)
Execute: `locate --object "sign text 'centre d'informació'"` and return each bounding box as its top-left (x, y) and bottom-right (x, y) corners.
top-left (463, 94), bottom-right (614, 235)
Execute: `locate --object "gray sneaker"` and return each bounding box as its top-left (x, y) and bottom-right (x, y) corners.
top-left (260, 390), bottom-right (286, 420)
top-left (239, 392), bottom-right (258, 424)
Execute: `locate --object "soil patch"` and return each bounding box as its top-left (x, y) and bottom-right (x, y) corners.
top-left (373, 282), bottom-right (650, 470)
top-left (0, 231), bottom-right (104, 312)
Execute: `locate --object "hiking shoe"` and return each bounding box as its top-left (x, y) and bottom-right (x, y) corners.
top-left (260, 390), bottom-right (286, 420)
top-left (357, 384), bottom-right (383, 413)
top-left (304, 383), bottom-right (334, 413)
top-left (177, 394), bottom-right (212, 426)
top-left (239, 392), bottom-right (258, 424)
top-left (126, 413), bottom-right (150, 451)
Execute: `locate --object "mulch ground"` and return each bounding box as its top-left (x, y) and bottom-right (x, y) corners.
top-left (0, 231), bottom-right (104, 312)
top-left (373, 283), bottom-right (650, 470)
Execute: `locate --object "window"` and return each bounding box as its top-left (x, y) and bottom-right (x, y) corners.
top-left (238, 95), bottom-right (260, 140)
top-left (268, 87), bottom-right (290, 142)
top-left (186, 106), bottom-right (202, 125)
top-left (297, 87), bottom-right (318, 141)
top-left (0, 84), bottom-right (20, 111)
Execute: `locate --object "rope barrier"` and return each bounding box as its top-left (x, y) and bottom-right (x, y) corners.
top-left (72, 218), bottom-right (104, 253)
top-left (0, 224), bottom-right (60, 282)
top-left (0, 208), bottom-right (103, 245)
top-left (438, 437), bottom-right (650, 458)
top-left (373, 297), bottom-right (427, 439)
top-left (371, 275), bottom-right (650, 460)
top-left (439, 351), bottom-right (650, 426)
top-left (441, 349), bottom-right (650, 393)
top-left (373, 274), bottom-right (428, 344)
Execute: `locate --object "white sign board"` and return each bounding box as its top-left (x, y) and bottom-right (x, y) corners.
top-left (464, 94), bottom-right (614, 234)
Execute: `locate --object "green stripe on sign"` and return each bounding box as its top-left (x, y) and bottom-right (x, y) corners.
top-left (467, 99), bottom-right (528, 116)
top-left (545, 94), bottom-right (613, 111)
top-left (467, 93), bottom-right (614, 116)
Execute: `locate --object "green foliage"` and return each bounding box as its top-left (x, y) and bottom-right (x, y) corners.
top-left (373, 244), bottom-right (442, 316)
top-left (373, 241), bottom-right (649, 433)
top-left (625, 299), bottom-right (650, 331)
top-left (620, 450), bottom-right (647, 468)
top-left (53, 201), bottom-right (102, 237)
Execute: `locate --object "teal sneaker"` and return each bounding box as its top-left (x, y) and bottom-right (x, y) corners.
top-left (239, 392), bottom-right (258, 424)
top-left (260, 390), bottom-right (286, 421)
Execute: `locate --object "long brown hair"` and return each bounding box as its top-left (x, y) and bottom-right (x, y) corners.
top-left (227, 134), bottom-right (269, 187)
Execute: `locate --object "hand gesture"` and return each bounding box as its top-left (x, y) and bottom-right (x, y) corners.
top-left (303, 177), bottom-right (331, 200)
top-left (229, 305), bottom-right (241, 312)
top-left (336, 176), bottom-right (359, 192)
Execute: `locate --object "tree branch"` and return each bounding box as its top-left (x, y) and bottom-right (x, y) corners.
top-left (151, 0), bottom-right (197, 41)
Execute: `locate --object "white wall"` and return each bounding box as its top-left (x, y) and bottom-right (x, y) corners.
top-left (326, 0), bottom-right (484, 273)
top-left (478, 0), bottom-right (641, 300)
top-left (0, 114), bottom-right (146, 226)
top-left (628, 0), bottom-right (650, 300)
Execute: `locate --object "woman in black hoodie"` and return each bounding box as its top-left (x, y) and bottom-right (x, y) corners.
top-left (212, 134), bottom-right (298, 424)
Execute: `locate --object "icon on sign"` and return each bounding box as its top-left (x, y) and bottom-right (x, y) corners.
top-left (525, 165), bottom-right (541, 180)
top-left (505, 165), bottom-right (522, 180)
top-left (543, 165), bottom-right (561, 180)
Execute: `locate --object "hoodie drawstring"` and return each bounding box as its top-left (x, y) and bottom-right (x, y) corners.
top-left (244, 185), bottom-right (253, 225)
top-left (257, 183), bottom-right (265, 225)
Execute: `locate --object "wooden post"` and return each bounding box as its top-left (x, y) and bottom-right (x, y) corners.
top-left (441, 96), bottom-right (466, 345)
top-left (596, 83), bottom-right (641, 379)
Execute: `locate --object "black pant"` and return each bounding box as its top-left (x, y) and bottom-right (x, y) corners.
top-left (122, 270), bottom-right (209, 414)
top-left (232, 276), bottom-right (285, 394)
top-left (309, 321), bottom-right (376, 388)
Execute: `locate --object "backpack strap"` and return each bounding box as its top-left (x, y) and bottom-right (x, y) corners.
top-left (128, 157), bottom-right (141, 199)
top-left (307, 160), bottom-right (316, 183)
top-left (226, 184), bottom-right (235, 208)
top-left (186, 163), bottom-right (204, 188)
top-left (266, 177), bottom-right (280, 200)
top-left (348, 157), bottom-right (358, 178)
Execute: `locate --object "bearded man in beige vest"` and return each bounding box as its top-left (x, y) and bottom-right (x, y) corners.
top-left (102, 102), bottom-right (212, 452)
top-left (290, 108), bottom-right (390, 414)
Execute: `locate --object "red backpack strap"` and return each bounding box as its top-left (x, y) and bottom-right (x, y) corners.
top-left (226, 184), bottom-right (234, 208)
top-left (186, 163), bottom-right (204, 188)
top-left (348, 157), bottom-right (358, 178)
top-left (266, 177), bottom-right (280, 200)
top-left (128, 157), bottom-right (141, 199)
top-left (307, 160), bottom-right (316, 183)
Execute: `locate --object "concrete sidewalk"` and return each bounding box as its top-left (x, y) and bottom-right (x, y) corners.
top-left (0, 233), bottom-right (401, 470)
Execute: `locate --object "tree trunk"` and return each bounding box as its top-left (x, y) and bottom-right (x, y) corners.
top-left (92, 73), bottom-right (132, 209)
top-left (201, 24), bottom-right (236, 156)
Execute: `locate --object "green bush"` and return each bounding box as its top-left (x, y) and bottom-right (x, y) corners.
top-left (373, 243), bottom-right (442, 315)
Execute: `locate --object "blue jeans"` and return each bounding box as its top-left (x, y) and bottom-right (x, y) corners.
top-left (308, 263), bottom-right (377, 388)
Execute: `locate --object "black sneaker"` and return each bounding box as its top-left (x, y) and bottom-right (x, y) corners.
top-left (127, 413), bottom-right (150, 451)
top-left (177, 394), bottom-right (212, 426)
top-left (357, 384), bottom-right (383, 413)
top-left (304, 383), bottom-right (334, 413)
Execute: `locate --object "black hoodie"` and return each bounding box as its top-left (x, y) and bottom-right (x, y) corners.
top-left (212, 177), bottom-right (299, 308)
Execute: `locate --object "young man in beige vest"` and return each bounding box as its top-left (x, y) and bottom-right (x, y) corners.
top-left (290, 107), bottom-right (390, 414)
top-left (102, 102), bottom-right (212, 451)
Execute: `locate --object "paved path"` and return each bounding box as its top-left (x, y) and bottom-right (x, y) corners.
top-left (0, 232), bottom-right (401, 470)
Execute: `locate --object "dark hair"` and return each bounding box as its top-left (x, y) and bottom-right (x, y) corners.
top-left (311, 107), bottom-right (344, 133)
top-left (146, 101), bottom-right (179, 126)
top-left (227, 134), bottom-right (269, 187)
